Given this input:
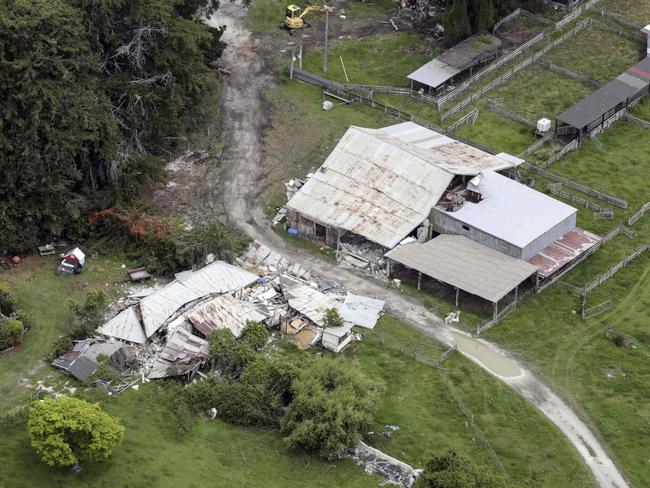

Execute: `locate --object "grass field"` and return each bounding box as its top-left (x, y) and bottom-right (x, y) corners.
top-left (491, 64), bottom-right (593, 120)
top-left (454, 109), bottom-right (537, 154)
top-left (543, 26), bottom-right (642, 83)
top-left (601, 0), bottom-right (650, 21)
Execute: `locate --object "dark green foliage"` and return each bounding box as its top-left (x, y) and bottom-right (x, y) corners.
top-left (68, 289), bottom-right (108, 340)
top-left (414, 451), bottom-right (512, 488)
top-left (0, 283), bottom-right (16, 316)
top-left (280, 356), bottom-right (383, 458)
top-left (240, 320), bottom-right (269, 351)
top-left (208, 329), bottom-right (257, 378)
top-left (444, 0), bottom-right (472, 45)
top-left (469, 0), bottom-right (495, 33)
top-left (186, 223), bottom-right (251, 266)
top-left (0, 0), bottom-right (225, 254)
top-left (0, 319), bottom-right (24, 350)
top-left (49, 336), bottom-right (74, 362)
top-left (323, 308), bottom-right (343, 328)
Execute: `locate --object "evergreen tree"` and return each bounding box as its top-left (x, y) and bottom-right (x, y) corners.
top-left (469, 0), bottom-right (495, 32)
top-left (443, 0), bottom-right (472, 45)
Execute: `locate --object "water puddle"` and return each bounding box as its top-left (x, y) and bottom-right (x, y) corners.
top-left (452, 332), bottom-right (522, 378)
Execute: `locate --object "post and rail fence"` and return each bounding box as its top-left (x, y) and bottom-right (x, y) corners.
top-left (628, 202), bottom-right (650, 225)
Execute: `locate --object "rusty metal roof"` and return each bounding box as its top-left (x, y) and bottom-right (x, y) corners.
top-left (186, 293), bottom-right (268, 338)
top-left (286, 126), bottom-right (455, 249)
top-left (386, 235), bottom-right (538, 303)
top-left (528, 227), bottom-right (601, 277)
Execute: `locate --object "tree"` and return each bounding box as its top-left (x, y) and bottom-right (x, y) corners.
top-left (323, 308), bottom-right (343, 328)
top-left (443, 0), bottom-right (472, 45)
top-left (469, 0), bottom-right (495, 33)
top-left (281, 356), bottom-right (383, 458)
top-left (0, 319), bottom-right (24, 350)
top-left (28, 397), bottom-right (125, 469)
top-left (68, 289), bottom-right (108, 339)
top-left (415, 451), bottom-right (510, 488)
top-left (208, 329), bottom-right (256, 378)
top-left (240, 320), bottom-right (269, 351)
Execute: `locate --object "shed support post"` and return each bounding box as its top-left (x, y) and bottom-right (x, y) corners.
top-left (455, 287), bottom-right (460, 307)
top-left (514, 285), bottom-right (518, 305)
top-left (417, 272), bottom-right (422, 290)
top-left (386, 259), bottom-right (391, 278)
top-left (493, 301), bottom-right (498, 320)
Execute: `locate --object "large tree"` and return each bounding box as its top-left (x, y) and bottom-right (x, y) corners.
top-left (28, 396), bottom-right (125, 469)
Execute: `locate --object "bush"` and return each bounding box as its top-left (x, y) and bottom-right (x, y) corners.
top-left (208, 329), bottom-right (256, 378)
top-left (68, 289), bottom-right (108, 339)
top-left (49, 336), bottom-right (74, 361)
top-left (0, 282), bottom-right (15, 316)
top-left (323, 308), bottom-right (343, 328)
top-left (0, 319), bottom-right (24, 350)
top-left (281, 356), bottom-right (383, 458)
top-left (28, 397), bottom-right (125, 468)
top-left (415, 451), bottom-right (510, 488)
top-left (240, 320), bottom-right (269, 351)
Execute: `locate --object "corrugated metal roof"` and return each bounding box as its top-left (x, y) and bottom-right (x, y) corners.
top-left (158, 328), bottom-right (210, 363)
top-left (440, 170), bottom-right (577, 249)
top-left (528, 227), bottom-right (601, 277)
top-left (140, 261), bottom-right (259, 338)
top-left (339, 293), bottom-right (384, 329)
top-left (186, 294), bottom-right (268, 338)
top-left (67, 356), bottom-right (99, 381)
top-left (97, 307), bottom-right (146, 344)
top-left (381, 122), bottom-right (516, 175)
top-left (286, 126), bottom-right (454, 249)
top-left (557, 57), bottom-right (650, 129)
top-left (407, 59), bottom-right (460, 88)
top-left (386, 235), bottom-right (538, 302)
top-left (285, 284), bottom-right (341, 326)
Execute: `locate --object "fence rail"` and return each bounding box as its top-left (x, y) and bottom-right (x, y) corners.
top-left (536, 59), bottom-right (600, 88)
top-left (628, 202), bottom-right (650, 225)
top-left (549, 184), bottom-right (611, 213)
top-left (582, 299), bottom-right (612, 319)
top-left (492, 8), bottom-right (522, 33)
top-left (626, 114), bottom-right (650, 131)
top-left (447, 108), bottom-right (479, 133)
top-left (539, 139), bottom-right (579, 167)
top-left (486, 99), bottom-right (536, 127)
top-left (476, 300), bottom-right (517, 335)
top-left (519, 132), bottom-right (554, 157)
top-left (441, 19), bottom-right (591, 120)
top-left (523, 163), bottom-right (628, 208)
top-left (583, 243), bottom-right (650, 294)
top-left (592, 17), bottom-right (645, 41)
top-left (597, 8), bottom-right (642, 30)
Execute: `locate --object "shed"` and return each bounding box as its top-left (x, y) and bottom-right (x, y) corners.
top-left (322, 323), bottom-right (354, 353)
top-left (431, 170), bottom-right (577, 260)
top-left (385, 235), bottom-right (538, 313)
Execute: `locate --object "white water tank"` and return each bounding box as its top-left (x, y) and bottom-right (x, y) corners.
top-left (537, 117), bottom-right (551, 133)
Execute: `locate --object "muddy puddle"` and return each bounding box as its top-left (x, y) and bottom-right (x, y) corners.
top-left (452, 332), bottom-right (522, 378)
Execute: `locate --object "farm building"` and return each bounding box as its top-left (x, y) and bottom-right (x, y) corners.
top-left (407, 33), bottom-right (502, 94)
top-left (284, 122), bottom-right (515, 250)
top-left (556, 56), bottom-right (650, 141)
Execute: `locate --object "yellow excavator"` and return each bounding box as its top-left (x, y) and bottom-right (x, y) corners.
top-left (283, 3), bottom-right (331, 33)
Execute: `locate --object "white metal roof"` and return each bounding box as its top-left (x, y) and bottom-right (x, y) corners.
top-left (323, 323), bottom-right (353, 338)
top-left (186, 293), bottom-right (268, 338)
top-left (139, 261), bottom-right (259, 338)
top-left (441, 171), bottom-right (577, 249)
top-left (386, 235), bottom-right (538, 303)
top-left (380, 122), bottom-right (516, 175)
top-left (286, 126), bottom-right (454, 249)
top-left (339, 294), bottom-right (384, 329)
top-left (97, 307), bottom-right (146, 344)
top-left (407, 59), bottom-right (460, 88)
top-left (284, 284), bottom-right (341, 326)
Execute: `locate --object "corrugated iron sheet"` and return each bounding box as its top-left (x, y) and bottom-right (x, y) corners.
top-left (285, 284), bottom-right (341, 326)
top-left (528, 228), bottom-right (601, 277)
top-left (286, 126), bottom-right (454, 249)
top-left (186, 293), bottom-right (268, 338)
top-left (139, 261), bottom-right (258, 338)
top-left (158, 328), bottom-right (210, 362)
top-left (339, 293), bottom-right (385, 329)
top-left (97, 306), bottom-right (146, 344)
top-left (386, 235), bottom-right (538, 303)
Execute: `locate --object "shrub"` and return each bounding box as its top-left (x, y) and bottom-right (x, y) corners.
top-left (240, 320), bottom-right (269, 351)
top-left (323, 308), bottom-right (343, 328)
top-left (28, 397), bottom-right (125, 468)
top-left (415, 450), bottom-right (510, 488)
top-left (0, 319), bottom-right (24, 350)
top-left (68, 289), bottom-right (108, 339)
top-left (208, 329), bottom-right (256, 378)
top-left (49, 336), bottom-right (74, 361)
top-left (0, 282), bottom-right (16, 316)
top-left (281, 356), bottom-right (383, 458)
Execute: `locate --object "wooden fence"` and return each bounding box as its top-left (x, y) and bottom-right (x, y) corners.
top-left (492, 8), bottom-right (522, 34)
top-left (582, 299), bottom-right (612, 319)
top-left (536, 59), bottom-right (600, 88)
top-left (592, 17), bottom-right (645, 41)
top-left (376, 333), bottom-right (456, 369)
top-left (519, 131), bottom-right (554, 157)
top-left (626, 114), bottom-right (650, 131)
top-left (476, 300), bottom-right (517, 335)
top-left (447, 108), bottom-right (479, 133)
top-left (555, 0), bottom-right (601, 29)
top-left (549, 184), bottom-right (612, 213)
top-left (597, 8), bottom-right (642, 30)
top-left (539, 139), bottom-right (579, 168)
top-left (582, 243), bottom-right (649, 295)
top-left (628, 202), bottom-right (650, 225)
top-left (343, 83), bottom-right (439, 106)
top-left (486, 99), bottom-right (536, 127)
top-left (523, 163), bottom-right (628, 208)
top-left (441, 19), bottom-right (591, 120)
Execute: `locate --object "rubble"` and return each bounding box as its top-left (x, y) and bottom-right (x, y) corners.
top-left (348, 441), bottom-right (422, 488)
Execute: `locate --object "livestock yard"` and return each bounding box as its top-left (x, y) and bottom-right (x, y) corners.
top-left (1, 1), bottom-right (649, 487)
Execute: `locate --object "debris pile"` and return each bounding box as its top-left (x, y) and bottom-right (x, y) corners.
top-left (349, 441), bottom-right (422, 488)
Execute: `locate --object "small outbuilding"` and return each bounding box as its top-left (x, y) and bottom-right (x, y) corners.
top-left (322, 323), bottom-right (354, 353)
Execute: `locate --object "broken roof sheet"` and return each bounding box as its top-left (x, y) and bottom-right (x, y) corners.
top-left (386, 234), bottom-right (538, 303)
top-left (439, 170), bottom-right (577, 249)
top-left (339, 293), bottom-right (384, 329)
top-left (284, 284), bottom-right (341, 326)
top-left (286, 126), bottom-right (454, 249)
top-left (557, 57), bottom-right (650, 129)
top-left (67, 356), bottom-right (99, 381)
top-left (97, 306), bottom-right (146, 344)
top-left (380, 122), bottom-right (515, 174)
top-left (528, 227), bottom-right (601, 277)
top-left (139, 261), bottom-right (258, 338)
top-left (323, 323), bottom-right (353, 338)
top-left (158, 328), bottom-right (210, 363)
top-left (186, 293), bottom-right (268, 338)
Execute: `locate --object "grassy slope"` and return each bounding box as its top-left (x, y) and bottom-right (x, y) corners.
top-left (1, 384), bottom-right (382, 488)
top-left (0, 253), bottom-right (131, 407)
top-left (454, 109), bottom-right (537, 154)
top-left (354, 317), bottom-right (595, 486)
top-left (602, 0), bottom-right (650, 20)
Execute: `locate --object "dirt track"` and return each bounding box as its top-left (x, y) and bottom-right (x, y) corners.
top-left (206, 4), bottom-right (629, 487)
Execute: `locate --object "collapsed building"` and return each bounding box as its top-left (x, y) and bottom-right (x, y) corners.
top-left (285, 121), bottom-right (600, 315)
top-left (54, 244), bottom-right (385, 383)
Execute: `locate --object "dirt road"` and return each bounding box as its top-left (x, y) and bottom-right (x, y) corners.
top-left (206, 4), bottom-right (628, 487)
